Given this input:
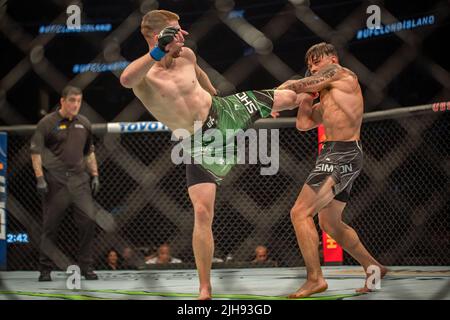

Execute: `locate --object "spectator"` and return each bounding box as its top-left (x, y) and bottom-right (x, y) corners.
top-left (105, 249), bottom-right (121, 270)
top-left (121, 247), bottom-right (140, 270)
top-left (145, 243), bottom-right (182, 264)
top-left (251, 245), bottom-right (277, 266)
top-left (143, 248), bottom-right (156, 263)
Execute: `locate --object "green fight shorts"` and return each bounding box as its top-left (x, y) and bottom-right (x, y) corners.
top-left (184, 90), bottom-right (275, 187)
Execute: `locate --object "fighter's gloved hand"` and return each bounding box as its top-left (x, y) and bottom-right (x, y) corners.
top-left (36, 176), bottom-right (48, 196)
top-left (150, 26), bottom-right (180, 61)
top-left (91, 176), bottom-right (100, 197)
top-left (157, 26), bottom-right (180, 51)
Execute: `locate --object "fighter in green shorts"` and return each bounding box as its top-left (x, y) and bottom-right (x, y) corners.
top-left (121, 10), bottom-right (300, 300)
top-left (184, 90), bottom-right (276, 185)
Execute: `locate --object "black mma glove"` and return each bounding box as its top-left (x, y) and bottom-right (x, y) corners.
top-left (91, 176), bottom-right (100, 197)
top-left (150, 26), bottom-right (180, 61)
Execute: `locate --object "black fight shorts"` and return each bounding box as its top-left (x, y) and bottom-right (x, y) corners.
top-left (305, 140), bottom-right (363, 202)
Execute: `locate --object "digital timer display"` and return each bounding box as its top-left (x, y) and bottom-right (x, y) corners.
top-left (6, 233), bottom-right (29, 244)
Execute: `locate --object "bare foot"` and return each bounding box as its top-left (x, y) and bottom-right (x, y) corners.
top-left (288, 279), bottom-right (328, 299)
top-left (198, 287), bottom-right (212, 300)
top-left (356, 265), bottom-right (388, 293)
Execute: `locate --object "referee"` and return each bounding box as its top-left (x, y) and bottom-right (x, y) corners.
top-left (30, 86), bottom-right (100, 281)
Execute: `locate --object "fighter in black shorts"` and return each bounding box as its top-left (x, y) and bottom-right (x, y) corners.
top-left (120, 8), bottom-right (299, 299)
top-left (277, 42), bottom-right (387, 298)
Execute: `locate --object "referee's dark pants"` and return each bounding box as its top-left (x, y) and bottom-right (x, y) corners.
top-left (39, 171), bottom-right (96, 271)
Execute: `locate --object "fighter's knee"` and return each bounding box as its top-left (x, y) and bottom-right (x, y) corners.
top-left (290, 206), bottom-right (298, 219)
top-left (193, 204), bottom-right (213, 224)
top-left (290, 204), bottom-right (312, 222)
top-left (319, 218), bottom-right (343, 239)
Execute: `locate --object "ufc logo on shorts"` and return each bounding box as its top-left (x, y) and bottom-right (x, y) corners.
top-left (236, 93), bottom-right (258, 114)
top-left (206, 116), bottom-right (215, 128)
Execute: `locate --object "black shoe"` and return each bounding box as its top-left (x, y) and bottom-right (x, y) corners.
top-left (81, 268), bottom-right (98, 280)
top-left (38, 270), bottom-right (52, 282)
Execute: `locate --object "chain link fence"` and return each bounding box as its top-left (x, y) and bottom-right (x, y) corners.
top-left (4, 110), bottom-right (449, 271)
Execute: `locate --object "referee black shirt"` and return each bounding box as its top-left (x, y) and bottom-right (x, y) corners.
top-left (30, 109), bottom-right (95, 176)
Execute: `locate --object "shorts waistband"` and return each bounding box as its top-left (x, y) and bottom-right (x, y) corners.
top-left (321, 140), bottom-right (362, 150)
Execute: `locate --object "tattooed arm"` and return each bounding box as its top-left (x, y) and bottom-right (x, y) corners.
top-left (278, 64), bottom-right (343, 93)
